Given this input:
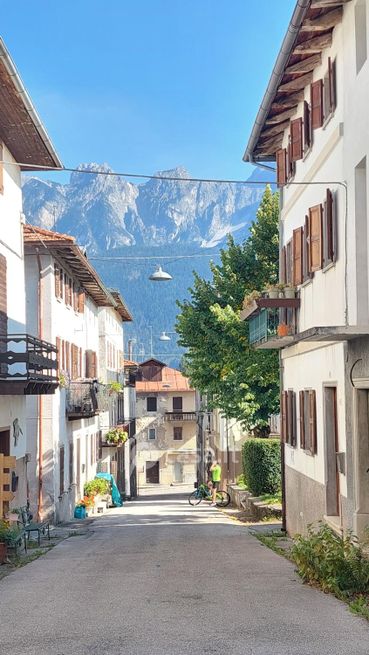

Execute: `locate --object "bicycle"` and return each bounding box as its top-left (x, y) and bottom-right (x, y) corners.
top-left (188, 483), bottom-right (230, 508)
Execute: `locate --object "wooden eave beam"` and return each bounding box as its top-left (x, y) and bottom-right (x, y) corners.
top-left (255, 134), bottom-right (284, 153)
top-left (259, 120), bottom-right (290, 139)
top-left (265, 106), bottom-right (299, 125)
top-left (278, 71), bottom-right (313, 93)
top-left (285, 53), bottom-right (322, 74)
top-left (293, 32), bottom-right (332, 54)
top-left (271, 91), bottom-right (304, 110)
top-left (310, 0), bottom-right (350, 8)
top-left (300, 6), bottom-right (343, 30)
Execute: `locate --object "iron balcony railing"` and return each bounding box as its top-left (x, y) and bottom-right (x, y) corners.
top-left (165, 412), bottom-right (197, 422)
top-left (0, 333), bottom-right (58, 394)
top-left (66, 381), bottom-right (104, 419)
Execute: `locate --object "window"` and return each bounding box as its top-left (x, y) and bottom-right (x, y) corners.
top-left (303, 101), bottom-right (311, 152)
top-left (147, 397), bottom-right (157, 412)
top-left (173, 427), bottom-right (183, 441)
top-left (59, 446), bottom-right (65, 495)
top-left (323, 188), bottom-right (337, 267)
top-left (311, 80), bottom-right (323, 129)
top-left (281, 390), bottom-right (296, 447)
top-left (323, 58), bottom-right (337, 119)
top-left (355, 0), bottom-right (367, 73)
top-left (299, 390), bottom-right (317, 455)
top-left (148, 428), bottom-right (156, 440)
top-left (173, 397), bottom-right (183, 411)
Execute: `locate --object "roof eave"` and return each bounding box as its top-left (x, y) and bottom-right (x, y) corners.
top-left (0, 37), bottom-right (62, 170)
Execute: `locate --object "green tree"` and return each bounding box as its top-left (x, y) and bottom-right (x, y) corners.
top-left (176, 185), bottom-right (280, 431)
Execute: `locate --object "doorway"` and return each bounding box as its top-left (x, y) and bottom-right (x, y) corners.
top-left (353, 388), bottom-right (369, 538)
top-left (0, 429), bottom-right (10, 456)
top-left (146, 461), bottom-right (159, 484)
top-left (324, 387), bottom-right (340, 518)
top-left (173, 462), bottom-right (184, 483)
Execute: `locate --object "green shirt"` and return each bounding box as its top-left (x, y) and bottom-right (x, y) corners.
top-left (211, 464), bottom-right (221, 482)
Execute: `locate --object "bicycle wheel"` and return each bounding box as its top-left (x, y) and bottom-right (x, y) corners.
top-left (215, 491), bottom-right (231, 507)
top-left (188, 491), bottom-right (202, 506)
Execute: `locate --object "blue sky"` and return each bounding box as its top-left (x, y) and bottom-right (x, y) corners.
top-left (1, 0), bottom-right (295, 181)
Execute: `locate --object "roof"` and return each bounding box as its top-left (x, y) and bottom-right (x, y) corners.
top-left (0, 38), bottom-right (62, 169)
top-left (140, 358), bottom-right (166, 368)
top-left (123, 360), bottom-right (138, 368)
top-left (243, 0), bottom-right (349, 163)
top-left (136, 365), bottom-right (193, 393)
top-left (109, 290), bottom-right (133, 322)
top-left (23, 224), bottom-right (116, 308)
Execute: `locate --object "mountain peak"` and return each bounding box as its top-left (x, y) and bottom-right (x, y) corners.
top-left (155, 166), bottom-right (190, 179)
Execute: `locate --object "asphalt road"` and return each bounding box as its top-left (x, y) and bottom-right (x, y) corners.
top-left (0, 487), bottom-right (368, 655)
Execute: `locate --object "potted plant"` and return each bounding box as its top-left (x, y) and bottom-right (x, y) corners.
top-left (105, 428), bottom-right (129, 446)
top-left (242, 290), bottom-right (261, 310)
top-left (284, 283), bottom-right (296, 299)
top-left (108, 381), bottom-right (123, 395)
top-left (266, 283), bottom-right (279, 299)
top-left (74, 496), bottom-right (94, 519)
top-left (277, 323), bottom-right (290, 337)
top-left (277, 283), bottom-right (286, 298)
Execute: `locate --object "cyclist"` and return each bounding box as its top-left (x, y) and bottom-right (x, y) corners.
top-left (210, 459), bottom-right (222, 506)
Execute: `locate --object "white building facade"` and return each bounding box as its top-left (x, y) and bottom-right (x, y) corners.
top-left (243, 0), bottom-right (369, 537)
top-left (0, 39), bottom-right (61, 515)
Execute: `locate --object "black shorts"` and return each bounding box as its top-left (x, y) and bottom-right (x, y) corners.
top-left (212, 481), bottom-right (220, 490)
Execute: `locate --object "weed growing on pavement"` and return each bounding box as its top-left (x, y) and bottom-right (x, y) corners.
top-left (349, 595), bottom-right (369, 620)
top-left (253, 531), bottom-right (291, 559)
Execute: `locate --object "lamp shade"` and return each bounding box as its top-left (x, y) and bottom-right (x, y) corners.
top-left (159, 331), bottom-right (171, 341)
top-left (149, 265), bottom-right (172, 281)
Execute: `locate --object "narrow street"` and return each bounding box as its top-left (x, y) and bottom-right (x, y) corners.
top-left (0, 489), bottom-right (368, 655)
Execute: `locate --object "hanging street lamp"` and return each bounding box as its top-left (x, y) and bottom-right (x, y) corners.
top-left (159, 331), bottom-right (171, 341)
top-left (149, 265), bottom-right (172, 281)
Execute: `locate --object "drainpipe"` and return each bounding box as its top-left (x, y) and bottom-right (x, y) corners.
top-left (278, 189), bottom-right (287, 533)
top-left (36, 250), bottom-right (43, 521)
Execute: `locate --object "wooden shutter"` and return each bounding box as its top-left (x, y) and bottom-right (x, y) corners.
top-left (311, 80), bottom-right (323, 129)
top-left (54, 265), bottom-right (61, 298)
top-left (286, 240), bottom-right (293, 284)
top-left (0, 254), bottom-right (7, 337)
top-left (276, 149), bottom-right (287, 186)
top-left (65, 341), bottom-right (71, 376)
top-left (303, 101), bottom-right (311, 150)
top-left (98, 431), bottom-right (103, 460)
top-left (299, 391), bottom-right (306, 449)
top-left (71, 344), bottom-right (78, 379)
top-left (0, 143), bottom-right (4, 194)
top-left (280, 246), bottom-right (287, 284)
top-left (86, 350), bottom-right (97, 378)
top-left (73, 284), bottom-right (78, 312)
top-left (63, 273), bottom-right (68, 303)
top-left (309, 204), bottom-right (323, 272)
top-left (79, 347), bottom-right (82, 378)
top-left (293, 227), bottom-right (304, 286)
top-left (309, 390), bottom-right (317, 454)
top-left (303, 215), bottom-right (311, 279)
top-left (78, 290), bottom-right (85, 313)
top-left (290, 118), bottom-right (303, 161)
top-left (68, 278), bottom-right (73, 306)
top-left (328, 57), bottom-right (336, 113)
top-left (287, 390), bottom-right (296, 447)
top-left (59, 446), bottom-right (65, 495)
top-left (287, 138), bottom-right (295, 179)
top-left (56, 337), bottom-right (61, 374)
top-left (281, 391), bottom-right (288, 443)
top-left (69, 441), bottom-right (74, 485)
top-left (324, 188), bottom-right (336, 266)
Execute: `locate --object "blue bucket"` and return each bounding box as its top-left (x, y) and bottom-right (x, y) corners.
top-left (74, 505), bottom-right (87, 519)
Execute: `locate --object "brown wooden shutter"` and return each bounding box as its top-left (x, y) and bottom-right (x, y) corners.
top-left (303, 100), bottom-right (311, 150)
top-left (65, 341), bottom-right (71, 376)
top-left (73, 284), bottom-right (78, 312)
top-left (79, 347), bottom-right (82, 378)
top-left (304, 215), bottom-right (311, 279)
top-left (293, 227), bottom-right (304, 286)
top-left (287, 138), bottom-right (295, 179)
top-left (324, 188), bottom-right (336, 265)
top-left (280, 246), bottom-right (287, 284)
top-left (309, 204), bottom-right (323, 272)
top-left (287, 390), bottom-right (296, 447)
top-left (54, 265), bottom-right (61, 298)
top-left (86, 350), bottom-right (97, 378)
top-left (69, 441), bottom-right (74, 485)
top-left (0, 143), bottom-right (4, 194)
top-left (299, 391), bottom-right (306, 449)
top-left (63, 273), bottom-right (68, 303)
top-left (309, 390), bottom-right (317, 454)
top-left (98, 430), bottom-right (103, 460)
top-left (281, 391), bottom-right (288, 443)
top-left (276, 149), bottom-right (287, 186)
top-left (290, 118), bottom-right (303, 161)
top-left (68, 278), bottom-right (73, 306)
top-left (311, 80), bottom-right (323, 129)
top-left (59, 446), bottom-right (65, 495)
top-left (78, 290), bottom-right (85, 313)
top-left (286, 240), bottom-right (293, 284)
top-left (328, 57), bottom-right (336, 113)
top-left (71, 344), bottom-right (78, 379)
top-left (56, 337), bottom-right (61, 374)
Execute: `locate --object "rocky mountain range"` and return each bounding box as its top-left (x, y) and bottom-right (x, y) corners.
top-left (22, 163), bottom-right (272, 252)
top-left (22, 163), bottom-right (275, 365)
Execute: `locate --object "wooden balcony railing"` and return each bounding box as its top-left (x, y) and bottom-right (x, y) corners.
top-left (165, 412), bottom-right (197, 422)
top-left (0, 333), bottom-right (58, 395)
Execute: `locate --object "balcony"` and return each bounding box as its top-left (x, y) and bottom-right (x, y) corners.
top-left (0, 334), bottom-right (58, 395)
top-left (66, 381), bottom-right (100, 420)
top-left (242, 298), bottom-right (300, 350)
top-left (165, 412), bottom-right (197, 422)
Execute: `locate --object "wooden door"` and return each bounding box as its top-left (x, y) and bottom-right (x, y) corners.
top-left (146, 461), bottom-right (159, 484)
top-left (324, 387), bottom-right (340, 516)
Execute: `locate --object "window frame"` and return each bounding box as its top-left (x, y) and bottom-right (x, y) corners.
top-left (173, 426), bottom-right (183, 441)
top-left (148, 427), bottom-right (156, 440)
top-left (146, 396), bottom-right (157, 412)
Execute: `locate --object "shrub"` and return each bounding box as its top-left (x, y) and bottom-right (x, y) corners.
top-left (84, 478), bottom-right (110, 497)
top-left (291, 523), bottom-right (369, 597)
top-left (242, 438), bottom-right (281, 496)
top-left (105, 428), bottom-right (128, 445)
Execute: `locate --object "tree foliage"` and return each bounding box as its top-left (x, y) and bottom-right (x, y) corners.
top-left (176, 185), bottom-right (280, 430)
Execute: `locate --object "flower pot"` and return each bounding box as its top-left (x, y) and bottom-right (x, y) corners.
top-left (284, 288), bottom-right (296, 299)
top-left (277, 323), bottom-right (290, 337)
top-left (278, 291), bottom-right (284, 299)
top-left (268, 289), bottom-right (279, 299)
top-left (0, 541), bottom-right (7, 564)
top-left (74, 505), bottom-right (87, 520)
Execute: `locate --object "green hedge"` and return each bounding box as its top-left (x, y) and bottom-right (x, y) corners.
top-left (242, 438), bottom-right (281, 496)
